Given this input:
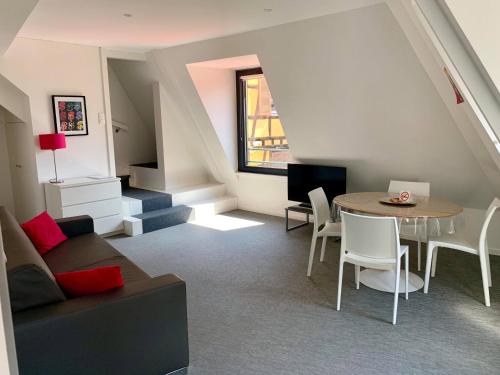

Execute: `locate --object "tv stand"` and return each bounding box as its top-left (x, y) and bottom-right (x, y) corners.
top-left (285, 204), bottom-right (313, 231)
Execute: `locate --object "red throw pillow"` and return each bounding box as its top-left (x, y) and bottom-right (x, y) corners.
top-left (55, 266), bottom-right (124, 297)
top-left (21, 211), bottom-right (68, 255)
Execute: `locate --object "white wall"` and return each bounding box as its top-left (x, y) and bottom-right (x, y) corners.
top-left (0, 38), bottom-right (111, 183)
top-left (0, 38), bottom-right (113, 218)
top-left (0, 228), bottom-right (19, 375)
top-left (0, 110), bottom-right (14, 213)
top-left (151, 3), bottom-right (496, 205)
top-left (444, 0), bottom-right (500, 95)
top-left (414, 0), bottom-right (500, 167)
top-left (108, 59), bottom-right (156, 130)
top-left (385, 0), bottom-right (500, 249)
top-left (4, 115), bottom-right (44, 222)
top-left (108, 65), bottom-right (157, 175)
top-left (0, 73), bottom-right (42, 221)
top-left (157, 81), bottom-right (210, 190)
top-left (188, 66), bottom-right (237, 171)
top-left (103, 53), bottom-right (210, 190)
top-left (148, 3), bottom-right (500, 247)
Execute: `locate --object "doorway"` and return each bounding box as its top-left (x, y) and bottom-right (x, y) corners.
top-left (107, 58), bottom-right (158, 178)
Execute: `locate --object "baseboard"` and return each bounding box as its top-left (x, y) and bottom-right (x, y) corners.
top-left (99, 229), bottom-right (124, 238)
top-left (489, 248), bottom-right (500, 256)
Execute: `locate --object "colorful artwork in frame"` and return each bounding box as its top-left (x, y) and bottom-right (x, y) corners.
top-left (52, 95), bottom-right (88, 136)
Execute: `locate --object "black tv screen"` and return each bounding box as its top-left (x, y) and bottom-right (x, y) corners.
top-left (288, 164), bottom-right (346, 205)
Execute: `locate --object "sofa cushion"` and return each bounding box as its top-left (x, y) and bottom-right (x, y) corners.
top-left (21, 211), bottom-right (68, 255)
top-left (55, 266), bottom-right (124, 297)
top-left (43, 233), bottom-right (122, 273)
top-left (0, 207), bottom-right (66, 312)
top-left (55, 215), bottom-right (94, 238)
top-left (72, 256), bottom-right (150, 284)
top-left (43, 232), bottom-right (150, 284)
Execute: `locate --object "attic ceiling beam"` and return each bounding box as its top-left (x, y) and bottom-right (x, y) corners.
top-left (0, 0), bottom-right (38, 56)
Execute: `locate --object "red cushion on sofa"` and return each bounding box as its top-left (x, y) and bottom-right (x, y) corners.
top-left (55, 266), bottom-right (124, 297)
top-left (21, 211), bottom-right (68, 255)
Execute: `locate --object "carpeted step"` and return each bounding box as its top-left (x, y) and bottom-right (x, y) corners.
top-left (133, 205), bottom-right (192, 233)
top-left (122, 187), bottom-right (172, 212)
top-left (131, 162), bottom-right (158, 169)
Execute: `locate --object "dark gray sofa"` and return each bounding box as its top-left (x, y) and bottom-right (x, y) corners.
top-left (0, 206), bottom-right (189, 375)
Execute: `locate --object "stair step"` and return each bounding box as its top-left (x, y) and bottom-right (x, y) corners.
top-left (130, 162), bottom-right (158, 169)
top-left (168, 183), bottom-right (226, 206)
top-left (133, 205), bottom-right (192, 233)
top-left (187, 195), bottom-right (238, 220)
top-left (122, 187), bottom-right (172, 212)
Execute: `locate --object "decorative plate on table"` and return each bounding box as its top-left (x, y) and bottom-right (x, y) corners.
top-left (379, 195), bottom-right (417, 206)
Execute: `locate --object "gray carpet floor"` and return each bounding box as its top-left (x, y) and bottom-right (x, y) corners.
top-left (107, 210), bottom-right (500, 375)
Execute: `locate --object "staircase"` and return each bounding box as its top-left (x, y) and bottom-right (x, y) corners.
top-left (120, 176), bottom-right (192, 236)
top-left (168, 182), bottom-right (237, 220)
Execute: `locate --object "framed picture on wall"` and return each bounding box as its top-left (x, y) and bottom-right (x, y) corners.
top-left (52, 95), bottom-right (88, 136)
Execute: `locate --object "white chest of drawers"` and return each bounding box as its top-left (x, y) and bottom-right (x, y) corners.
top-left (44, 177), bottom-right (123, 235)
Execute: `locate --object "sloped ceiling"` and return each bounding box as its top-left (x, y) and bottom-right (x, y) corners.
top-left (443, 0), bottom-right (500, 95)
top-left (150, 3), bottom-right (495, 208)
top-left (19, 0), bottom-right (382, 51)
top-left (108, 58), bottom-right (155, 127)
top-left (0, 0), bottom-right (38, 55)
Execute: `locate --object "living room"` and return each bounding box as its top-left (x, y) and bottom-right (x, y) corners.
top-left (0, 0), bottom-right (499, 374)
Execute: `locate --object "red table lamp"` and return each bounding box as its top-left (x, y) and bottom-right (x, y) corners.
top-left (39, 133), bottom-right (66, 183)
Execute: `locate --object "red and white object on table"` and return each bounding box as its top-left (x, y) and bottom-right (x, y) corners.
top-left (399, 191), bottom-right (412, 202)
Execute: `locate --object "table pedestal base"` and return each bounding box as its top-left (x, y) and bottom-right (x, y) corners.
top-left (360, 269), bottom-right (424, 293)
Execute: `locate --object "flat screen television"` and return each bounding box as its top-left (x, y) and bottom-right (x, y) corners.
top-left (288, 164), bottom-right (346, 206)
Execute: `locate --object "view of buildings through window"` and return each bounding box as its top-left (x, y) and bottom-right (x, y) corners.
top-left (238, 69), bottom-right (293, 174)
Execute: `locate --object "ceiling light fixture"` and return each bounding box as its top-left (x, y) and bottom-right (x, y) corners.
top-left (123, 13), bottom-right (133, 18)
top-left (264, 8), bottom-right (273, 12)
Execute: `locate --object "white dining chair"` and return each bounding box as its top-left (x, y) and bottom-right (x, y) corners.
top-left (388, 180), bottom-right (430, 271)
top-left (424, 197), bottom-right (500, 306)
top-left (306, 187), bottom-right (341, 277)
top-left (337, 212), bottom-right (409, 325)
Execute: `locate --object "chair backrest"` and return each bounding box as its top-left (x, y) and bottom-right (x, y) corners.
top-left (388, 180), bottom-right (430, 197)
top-left (341, 211), bottom-right (400, 259)
top-left (479, 197), bottom-right (500, 249)
top-left (308, 187), bottom-right (331, 228)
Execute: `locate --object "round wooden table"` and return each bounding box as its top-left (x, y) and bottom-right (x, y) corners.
top-left (333, 192), bottom-right (463, 293)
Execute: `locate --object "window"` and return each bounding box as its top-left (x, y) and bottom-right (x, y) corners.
top-left (236, 68), bottom-right (293, 175)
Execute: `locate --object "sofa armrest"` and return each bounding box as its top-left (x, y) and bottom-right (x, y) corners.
top-left (56, 215), bottom-right (94, 237)
top-left (13, 274), bottom-right (189, 375)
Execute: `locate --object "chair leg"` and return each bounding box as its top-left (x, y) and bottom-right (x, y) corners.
top-left (337, 259), bottom-right (344, 311)
top-left (417, 240), bottom-right (421, 271)
top-left (424, 244), bottom-right (436, 293)
top-left (393, 260), bottom-right (401, 325)
top-left (320, 236), bottom-right (327, 262)
top-left (478, 250), bottom-right (491, 307)
top-left (307, 234), bottom-right (317, 277)
top-left (355, 265), bottom-right (360, 290)
top-left (431, 248), bottom-right (438, 277)
top-left (405, 251), bottom-right (409, 300)
top-left (484, 241), bottom-right (492, 287)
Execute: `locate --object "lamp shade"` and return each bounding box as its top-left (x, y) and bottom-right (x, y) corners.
top-left (39, 134), bottom-right (66, 150)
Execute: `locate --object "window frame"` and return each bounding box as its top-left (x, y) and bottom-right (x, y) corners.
top-left (236, 67), bottom-right (288, 176)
